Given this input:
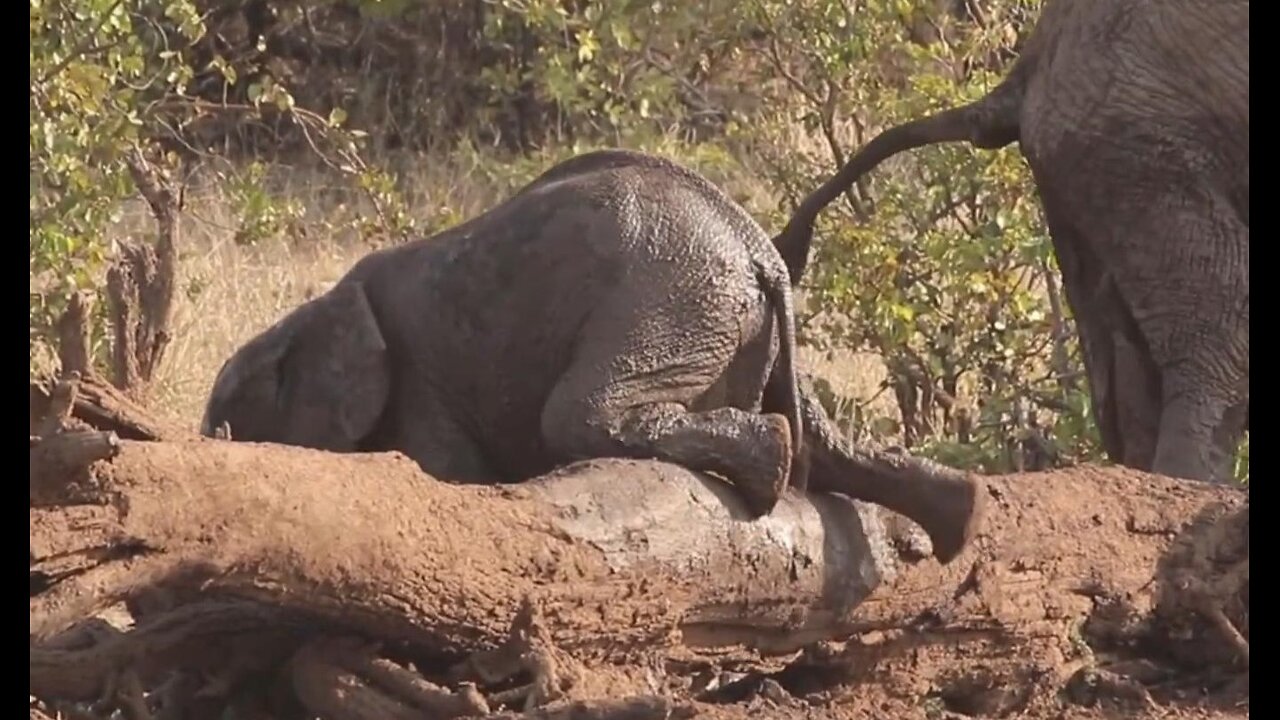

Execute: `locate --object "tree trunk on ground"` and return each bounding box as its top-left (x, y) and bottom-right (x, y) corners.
top-left (29, 392), bottom-right (1248, 720)
top-left (30, 437), bottom-right (890, 649)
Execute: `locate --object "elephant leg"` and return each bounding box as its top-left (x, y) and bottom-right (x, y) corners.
top-left (1045, 214), bottom-right (1126, 464)
top-left (1141, 195), bottom-right (1249, 484)
top-left (540, 312), bottom-right (791, 515)
top-left (1108, 329), bottom-right (1162, 469)
top-left (788, 375), bottom-right (984, 563)
top-left (1152, 373), bottom-right (1247, 484)
top-left (542, 398), bottom-right (792, 516)
top-left (369, 389), bottom-right (496, 484)
top-left (1078, 323), bottom-right (1162, 471)
top-left (1074, 316), bottom-right (1126, 464)
top-left (1044, 211), bottom-right (1162, 470)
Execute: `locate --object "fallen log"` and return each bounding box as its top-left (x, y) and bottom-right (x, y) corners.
top-left (30, 371), bottom-right (1250, 720)
top-left (31, 436), bottom-right (895, 700)
top-left (30, 426), bottom-right (1247, 719)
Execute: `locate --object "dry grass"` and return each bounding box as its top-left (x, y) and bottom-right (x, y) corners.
top-left (112, 165), bottom-right (386, 426)
top-left (99, 151), bottom-right (897, 433)
top-left (150, 238), bottom-right (364, 426)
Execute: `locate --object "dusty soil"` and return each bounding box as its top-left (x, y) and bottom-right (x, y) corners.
top-left (30, 376), bottom-right (1248, 720)
top-left (672, 466), bottom-right (1251, 720)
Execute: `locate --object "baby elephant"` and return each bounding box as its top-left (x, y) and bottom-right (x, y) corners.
top-left (203, 149), bottom-right (984, 561)
top-left (203, 149), bottom-right (807, 515)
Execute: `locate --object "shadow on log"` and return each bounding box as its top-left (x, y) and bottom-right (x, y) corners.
top-left (30, 400), bottom-right (1248, 719)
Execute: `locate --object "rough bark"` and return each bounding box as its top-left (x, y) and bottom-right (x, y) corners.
top-left (30, 372), bottom-right (186, 441)
top-left (55, 292), bottom-right (93, 377)
top-left (788, 467), bottom-right (1247, 715)
top-left (104, 149), bottom-right (180, 398)
top-left (29, 396), bottom-right (1248, 719)
top-left (29, 439), bottom-right (890, 650)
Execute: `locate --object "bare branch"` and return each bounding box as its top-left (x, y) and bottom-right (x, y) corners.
top-left (104, 149), bottom-right (180, 396)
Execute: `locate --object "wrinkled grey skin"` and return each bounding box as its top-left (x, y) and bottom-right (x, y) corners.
top-left (774, 0), bottom-right (1248, 483)
top-left (204, 149), bottom-right (987, 561)
top-left (202, 150), bottom-right (807, 514)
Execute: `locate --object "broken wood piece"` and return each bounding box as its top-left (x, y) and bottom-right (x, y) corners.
top-left (29, 696), bottom-right (61, 720)
top-left (290, 639), bottom-right (429, 720)
top-left (32, 601), bottom-right (311, 703)
top-left (35, 371), bottom-right (81, 440)
top-left (483, 696), bottom-right (691, 720)
top-left (1200, 596), bottom-right (1249, 668)
top-left (107, 149), bottom-right (179, 398)
top-left (55, 292), bottom-right (93, 377)
top-left (449, 596), bottom-right (579, 711)
top-left (30, 373), bottom-right (186, 441)
top-left (30, 430), bottom-right (120, 505)
top-left (289, 635), bottom-right (491, 719)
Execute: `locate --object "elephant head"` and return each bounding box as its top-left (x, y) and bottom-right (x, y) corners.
top-left (200, 281), bottom-right (391, 451)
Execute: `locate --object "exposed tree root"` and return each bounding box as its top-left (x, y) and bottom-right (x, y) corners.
top-left (289, 635), bottom-right (489, 720)
top-left (482, 696), bottom-right (693, 720)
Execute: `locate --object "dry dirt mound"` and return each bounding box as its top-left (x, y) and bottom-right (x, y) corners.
top-left (30, 375), bottom-right (1248, 719)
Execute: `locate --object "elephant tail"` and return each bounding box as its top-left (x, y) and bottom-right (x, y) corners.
top-left (771, 72), bottom-right (1027, 286)
top-left (756, 261), bottom-right (809, 492)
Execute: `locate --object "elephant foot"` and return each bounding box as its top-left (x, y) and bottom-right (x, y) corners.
top-left (722, 413), bottom-right (791, 517)
top-left (810, 448), bottom-right (986, 564)
top-left (549, 402), bottom-right (794, 518)
top-left (912, 472), bottom-right (987, 564)
top-left (1150, 395), bottom-right (1245, 485)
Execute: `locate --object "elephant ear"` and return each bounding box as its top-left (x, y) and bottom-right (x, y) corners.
top-left (276, 281), bottom-right (391, 449)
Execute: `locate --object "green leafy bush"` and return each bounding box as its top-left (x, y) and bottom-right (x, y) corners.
top-left (30, 0), bottom-right (203, 365)
top-left (31, 0), bottom-right (1247, 480)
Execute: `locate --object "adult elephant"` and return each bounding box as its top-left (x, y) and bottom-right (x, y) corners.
top-left (202, 149), bottom-right (984, 563)
top-left (773, 0), bottom-right (1248, 484)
